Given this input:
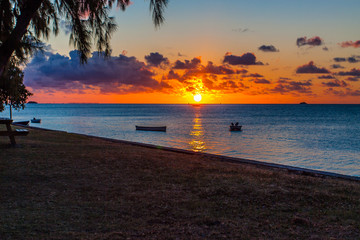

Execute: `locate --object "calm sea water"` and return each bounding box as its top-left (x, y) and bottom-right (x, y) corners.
top-left (1, 104), bottom-right (359, 176)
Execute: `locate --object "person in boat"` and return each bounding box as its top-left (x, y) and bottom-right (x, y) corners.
top-left (231, 122), bottom-right (234, 126)
top-left (235, 122), bottom-right (239, 126)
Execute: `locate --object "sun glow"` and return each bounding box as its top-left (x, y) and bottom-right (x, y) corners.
top-left (194, 94), bottom-right (202, 102)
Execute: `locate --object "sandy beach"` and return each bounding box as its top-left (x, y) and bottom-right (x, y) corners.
top-left (1, 125), bottom-right (360, 239)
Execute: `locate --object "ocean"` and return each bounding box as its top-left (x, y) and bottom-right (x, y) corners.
top-left (1, 104), bottom-right (359, 176)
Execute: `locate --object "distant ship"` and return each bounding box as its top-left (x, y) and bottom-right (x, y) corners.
top-left (28, 101), bottom-right (38, 104)
top-left (299, 102), bottom-right (307, 104)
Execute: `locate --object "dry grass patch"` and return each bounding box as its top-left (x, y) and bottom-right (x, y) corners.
top-left (1, 126), bottom-right (360, 239)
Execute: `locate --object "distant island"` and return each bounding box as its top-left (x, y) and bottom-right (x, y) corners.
top-left (299, 102), bottom-right (307, 104)
top-left (27, 101), bottom-right (38, 104)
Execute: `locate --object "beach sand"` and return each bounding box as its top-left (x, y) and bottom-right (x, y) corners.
top-left (1, 126), bottom-right (360, 239)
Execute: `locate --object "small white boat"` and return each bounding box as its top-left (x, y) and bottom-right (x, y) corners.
top-left (31, 118), bottom-right (41, 123)
top-left (136, 125), bottom-right (166, 132)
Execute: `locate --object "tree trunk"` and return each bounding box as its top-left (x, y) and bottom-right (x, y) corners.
top-left (0, 0), bottom-right (44, 77)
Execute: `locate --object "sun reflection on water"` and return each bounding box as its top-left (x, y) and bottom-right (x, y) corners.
top-left (189, 113), bottom-right (206, 152)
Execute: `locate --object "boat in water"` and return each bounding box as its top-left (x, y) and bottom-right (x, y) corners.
top-left (31, 118), bottom-right (41, 123)
top-left (229, 122), bottom-right (242, 131)
top-left (13, 121), bottom-right (30, 126)
top-left (135, 125), bottom-right (166, 132)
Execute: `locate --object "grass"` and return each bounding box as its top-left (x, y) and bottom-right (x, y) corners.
top-left (1, 125), bottom-right (360, 239)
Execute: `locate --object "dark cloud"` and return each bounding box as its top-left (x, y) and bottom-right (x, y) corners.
top-left (322, 47), bottom-right (329, 51)
top-left (296, 36), bottom-right (323, 47)
top-left (144, 52), bottom-right (169, 67)
top-left (271, 80), bottom-right (313, 94)
top-left (296, 61), bottom-right (330, 74)
top-left (165, 70), bottom-right (181, 80)
top-left (173, 57), bottom-right (201, 69)
top-left (278, 77), bottom-right (292, 82)
top-left (249, 73), bottom-right (264, 78)
top-left (164, 59), bottom-right (242, 82)
top-left (223, 53), bottom-right (263, 66)
top-left (204, 61), bottom-right (237, 75)
top-left (333, 57), bottom-right (359, 63)
top-left (345, 77), bottom-right (359, 82)
top-left (331, 64), bottom-right (344, 69)
top-left (338, 68), bottom-right (360, 77)
top-left (322, 80), bottom-right (347, 87)
top-left (340, 40), bottom-right (360, 48)
top-left (325, 88), bottom-right (360, 97)
top-left (334, 57), bottom-right (346, 62)
top-left (254, 79), bottom-right (271, 84)
top-left (25, 50), bottom-right (161, 94)
top-left (347, 57), bottom-right (359, 63)
top-left (318, 75), bottom-right (335, 79)
top-left (258, 45), bottom-right (279, 52)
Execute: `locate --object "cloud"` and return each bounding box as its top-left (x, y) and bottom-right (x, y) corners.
top-left (340, 40), bottom-right (360, 48)
top-left (322, 47), bottom-right (329, 51)
top-left (204, 61), bottom-right (238, 75)
top-left (249, 73), bottom-right (264, 78)
top-left (223, 52), bottom-right (263, 65)
top-left (232, 28), bottom-right (250, 33)
top-left (338, 68), bottom-right (360, 77)
top-left (258, 45), bottom-right (279, 52)
top-left (347, 57), bottom-right (359, 63)
top-left (333, 57), bottom-right (359, 63)
top-left (345, 77), bottom-right (359, 82)
top-left (173, 57), bottom-right (201, 69)
top-left (331, 64), bottom-right (344, 69)
top-left (253, 79), bottom-right (271, 84)
top-left (271, 79), bottom-right (313, 94)
top-left (296, 61), bottom-right (330, 74)
top-left (325, 88), bottom-right (360, 97)
top-left (322, 80), bottom-right (348, 87)
top-left (163, 59), bottom-right (243, 83)
top-left (144, 52), bottom-right (169, 67)
top-left (318, 75), bottom-right (335, 79)
top-left (334, 57), bottom-right (346, 62)
top-left (25, 50), bottom-right (161, 94)
top-left (59, 20), bottom-right (72, 35)
top-left (296, 36), bottom-right (323, 47)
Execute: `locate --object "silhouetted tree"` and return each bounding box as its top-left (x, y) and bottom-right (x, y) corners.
top-left (0, 59), bottom-right (32, 113)
top-left (0, 0), bottom-right (168, 77)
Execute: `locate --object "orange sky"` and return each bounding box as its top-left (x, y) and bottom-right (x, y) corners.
top-left (23, 1), bottom-right (360, 104)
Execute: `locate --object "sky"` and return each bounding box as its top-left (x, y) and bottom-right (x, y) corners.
top-left (24, 0), bottom-right (360, 103)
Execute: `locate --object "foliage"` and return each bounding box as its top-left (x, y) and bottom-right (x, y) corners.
top-left (0, 0), bottom-right (168, 70)
top-left (0, 60), bottom-right (32, 112)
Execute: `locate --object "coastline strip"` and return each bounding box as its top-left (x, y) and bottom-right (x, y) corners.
top-left (13, 123), bottom-right (360, 182)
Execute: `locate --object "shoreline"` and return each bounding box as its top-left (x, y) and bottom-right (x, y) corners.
top-left (14, 123), bottom-right (360, 182)
top-left (2, 124), bottom-right (360, 239)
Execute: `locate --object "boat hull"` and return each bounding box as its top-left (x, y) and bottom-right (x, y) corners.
top-left (136, 126), bottom-right (166, 132)
top-left (31, 119), bottom-right (41, 123)
top-left (229, 126), bottom-right (242, 131)
top-left (13, 121), bottom-right (30, 126)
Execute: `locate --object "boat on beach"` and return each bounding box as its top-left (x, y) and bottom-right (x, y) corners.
top-left (136, 125), bottom-right (166, 132)
top-left (31, 118), bottom-right (41, 123)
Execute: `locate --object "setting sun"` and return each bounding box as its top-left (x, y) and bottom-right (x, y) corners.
top-left (194, 94), bottom-right (202, 102)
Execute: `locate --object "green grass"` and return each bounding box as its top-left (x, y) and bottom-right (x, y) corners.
top-left (1, 126), bottom-right (360, 239)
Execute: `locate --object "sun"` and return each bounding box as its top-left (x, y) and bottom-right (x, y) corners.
top-left (194, 94), bottom-right (202, 102)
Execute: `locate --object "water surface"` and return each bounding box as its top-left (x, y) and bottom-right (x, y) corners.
top-left (2, 104), bottom-right (359, 176)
